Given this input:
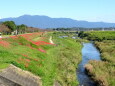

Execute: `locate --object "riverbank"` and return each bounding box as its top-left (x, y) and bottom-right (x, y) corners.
top-left (50, 32), bottom-right (82, 86)
top-left (85, 41), bottom-right (115, 86)
top-left (0, 32), bottom-right (82, 86)
top-left (80, 31), bottom-right (115, 86)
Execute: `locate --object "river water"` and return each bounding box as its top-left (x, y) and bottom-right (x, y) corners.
top-left (77, 43), bottom-right (101, 86)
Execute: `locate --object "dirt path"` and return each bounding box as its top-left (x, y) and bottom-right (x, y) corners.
top-left (49, 36), bottom-right (54, 44)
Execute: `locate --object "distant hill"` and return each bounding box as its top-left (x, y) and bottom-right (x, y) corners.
top-left (0, 15), bottom-right (115, 29)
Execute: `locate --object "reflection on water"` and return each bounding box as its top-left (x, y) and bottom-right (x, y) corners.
top-left (77, 43), bottom-right (101, 86)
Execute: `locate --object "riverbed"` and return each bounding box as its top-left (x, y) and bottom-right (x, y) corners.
top-left (77, 43), bottom-right (101, 86)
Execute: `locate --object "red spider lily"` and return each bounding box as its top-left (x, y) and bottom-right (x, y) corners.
top-left (22, 54), bottom-right (31, 59)
top-left (38, 48), bottom-right (46, 53)
top-left (21, 54), bottom-right (39, 62)
top-left (17, 57), bottom-right (31, 68)
top-left (10, 32), bottom-right (54, 50)
top-left (18, 57), bottom-right (30, 63)
top-left (22, 54), bottom-right (29, 58)
top-left (0, 40), bottom-right (10, 47)
top-left (25, 59), bottom-right (30, 62)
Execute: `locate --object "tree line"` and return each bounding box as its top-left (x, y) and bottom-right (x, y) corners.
top-left (51, 27), bottom-right (115, 31)
top-left (0, 21), bottom-right (40, 35)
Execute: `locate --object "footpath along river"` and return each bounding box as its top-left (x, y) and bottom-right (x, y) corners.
top-left (77, 43), bottom-right (101, 86)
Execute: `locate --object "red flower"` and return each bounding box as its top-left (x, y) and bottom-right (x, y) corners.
top-left (38, 48), bottom-right (46, 53)
top-left (21, 54), bottom-right (39, 62)
top-left (25, 59), bottom-right (30, 62)
top-left (0, 40), bottom-right (10, 47)
top-left (22, 54), bottom-right (28, 57)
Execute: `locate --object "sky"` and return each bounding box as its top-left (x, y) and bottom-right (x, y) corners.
top-left (0, 0), bottom-right (115, 23)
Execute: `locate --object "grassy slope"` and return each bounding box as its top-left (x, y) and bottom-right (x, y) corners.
top-left (0, 32), bottom-right (82, 86)
top-left (84, 31), bottom-right (115, 86)
top-left (51, 33), bottom-right (82, 86)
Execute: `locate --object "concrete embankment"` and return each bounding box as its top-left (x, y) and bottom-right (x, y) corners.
top-left (0, 64), bottom-right (42, 86)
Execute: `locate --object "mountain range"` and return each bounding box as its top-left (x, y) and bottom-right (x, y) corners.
top-left (0, 15), bottom-right (115, 29)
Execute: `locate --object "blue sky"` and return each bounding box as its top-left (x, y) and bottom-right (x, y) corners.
top-left (0, 0), bottom-right (115, 23)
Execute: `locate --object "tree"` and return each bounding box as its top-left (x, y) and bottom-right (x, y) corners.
top-left (0, 24), bottom-right (11, 35)
top-left (3, 21), bottom-right (16, 31)
top-left (17, 24), bottom-right (27, 34)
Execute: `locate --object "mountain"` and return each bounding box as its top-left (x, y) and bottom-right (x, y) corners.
top-left (0, 15), bottom-right (115, 28)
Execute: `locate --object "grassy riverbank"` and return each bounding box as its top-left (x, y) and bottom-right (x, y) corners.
top-left (0, 32), bottom-right (82, 86)
top-left (78, 31), bottom-right (115, 41)
top-left (51, 32), bottom-right (82, 86)
top-left (82, 31), bottom-right (115, 86)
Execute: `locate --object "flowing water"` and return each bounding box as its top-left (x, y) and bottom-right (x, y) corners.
top-left (77, 43), bottom-right (101, 86)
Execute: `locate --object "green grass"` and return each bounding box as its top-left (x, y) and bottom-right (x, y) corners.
top-left (0, 62), bottom-right (9, 70)
top-left (33, 37), bottom-right (40, 41)
top-left (50, 32), bottom-right (82, 86)
top-left (0, 32), bottom-right (82, 86)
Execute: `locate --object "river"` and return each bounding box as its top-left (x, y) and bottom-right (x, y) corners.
top-left (77, 43), bottom-right (101, 86)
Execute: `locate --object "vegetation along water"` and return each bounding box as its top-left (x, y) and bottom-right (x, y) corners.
top-left (78, 31), bottom-right (115, 86)
top-left (0, 21), bottom-right (115, 86)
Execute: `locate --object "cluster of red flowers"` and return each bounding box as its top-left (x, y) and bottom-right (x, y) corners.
top-left (0, 40), bottom-right (10, 47)
top-left (22, 54), bottom-right (39, 62)
top-left (10, 35), bottom-right (19, 39)
top-left (19, 32), bottom-right (53, 45)
top-left (20, 32), bottom-right (43, 41)
top-left (0, 32), bottom-right (53, 53)
top-left (19, 32), bottom-right (54, 53)
top-left (17, 54), bottom-right (40, 68)
top-left (17, 57), bottom-right (30, 68)
top-left (28, 44), bottom-right (46, 53)
top-left (38, 48), bottom-right (46, 53)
